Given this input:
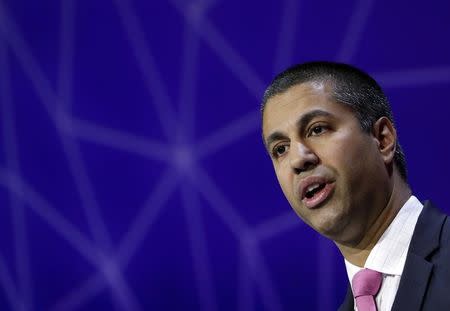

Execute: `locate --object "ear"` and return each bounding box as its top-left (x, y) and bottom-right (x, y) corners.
top-left (372, 117), bottom-right (396, 164)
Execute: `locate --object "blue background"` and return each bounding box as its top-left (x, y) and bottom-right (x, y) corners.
top-left (0, 0), bottom-right (449, 310)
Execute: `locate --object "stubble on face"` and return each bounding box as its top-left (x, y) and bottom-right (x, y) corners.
top-left (262, 82), bottom-right (392, 246)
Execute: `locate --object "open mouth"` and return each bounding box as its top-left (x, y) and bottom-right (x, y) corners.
top-left (302, 182), bottom-right (335, 209)
top-left (304, 183), bottom-right (326, 199)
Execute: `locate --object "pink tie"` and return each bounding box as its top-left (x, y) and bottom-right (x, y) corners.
top-left (352, 268), bottom-right (382, 311)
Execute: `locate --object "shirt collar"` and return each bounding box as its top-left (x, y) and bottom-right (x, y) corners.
top-left (344, 195), bottom-right (423, 281)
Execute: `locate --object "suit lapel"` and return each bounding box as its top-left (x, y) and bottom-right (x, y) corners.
top-left (337, 285), bottom-right (354, 311)
top-left (391, 201), bottom-right (446, 311)
top-left (391, 253), bottom-right (433, 311)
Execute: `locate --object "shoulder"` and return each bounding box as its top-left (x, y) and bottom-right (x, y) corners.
top-left (416, 201), bottom-right (450, 248)
top-left (441, 213), bottom-right (450, 244)
top-left (408, 202), bottom-right (450, 310)
top-left (416, 201), bottom-right (450, 281)
top-left (420, 201), bottom-right (450, 246)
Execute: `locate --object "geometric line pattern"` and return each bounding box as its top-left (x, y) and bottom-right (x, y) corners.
top-left (0, 0), bottom-right (449, 310)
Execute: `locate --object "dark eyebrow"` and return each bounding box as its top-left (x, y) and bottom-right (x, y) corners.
top-left (296, 109), bottom-right (333, 135)
top-left (264, 109), bottom-right (333, 153)
top-left (264, 131), bottom-right (288, 153)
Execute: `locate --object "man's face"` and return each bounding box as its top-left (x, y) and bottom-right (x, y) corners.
top-left (262, 82), bottom-right (390, 245)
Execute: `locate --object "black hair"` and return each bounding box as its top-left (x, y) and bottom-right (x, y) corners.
top-left (261, 61), bottom-right (407, 181)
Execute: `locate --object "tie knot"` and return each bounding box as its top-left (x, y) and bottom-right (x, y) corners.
top-left (352, 268), bottom-right (382, 298)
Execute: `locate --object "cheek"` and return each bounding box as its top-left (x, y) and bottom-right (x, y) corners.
top-left (318, 133), bottom-right (375, 194)
top-left (317, 138), bottom-right (356, 173)
top-left (334, 136), bottom-right (382, 195)
top-left (330, 132), bottom-right (372, 168)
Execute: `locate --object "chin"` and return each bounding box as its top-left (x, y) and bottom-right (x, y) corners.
top-left (312, 211), bottom-right (349, 240)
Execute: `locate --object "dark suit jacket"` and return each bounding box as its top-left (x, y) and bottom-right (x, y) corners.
top-left (338, 201), bottom-right (450, 311)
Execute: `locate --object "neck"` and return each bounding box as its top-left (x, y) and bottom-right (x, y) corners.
top-left (336, 172), bottom-right (411, 267)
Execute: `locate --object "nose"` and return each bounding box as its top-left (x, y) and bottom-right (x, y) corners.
top-left (289, 141), bottom-right (318, 175)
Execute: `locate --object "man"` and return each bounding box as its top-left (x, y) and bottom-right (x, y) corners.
top-left (261, 61), bottom-right (450, 310)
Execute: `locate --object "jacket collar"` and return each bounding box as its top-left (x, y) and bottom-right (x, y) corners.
top-left (337, 286), bottom-right (354, 311)
top-left (391, 201), bottom-right (446, 311)
top-left (338, 201), bottom-right (446, 311)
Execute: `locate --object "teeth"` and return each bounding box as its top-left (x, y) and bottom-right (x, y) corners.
top-left (306, 183), bottom-right (321, 193)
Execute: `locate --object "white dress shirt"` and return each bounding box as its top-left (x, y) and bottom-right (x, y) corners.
top-left (344, 195), bottom-right (424, 311)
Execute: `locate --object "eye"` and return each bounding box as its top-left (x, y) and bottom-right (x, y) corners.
top-left (272, 144), bottom-right (289, 158)
top-left (308, 124), bottom-right (328, 137)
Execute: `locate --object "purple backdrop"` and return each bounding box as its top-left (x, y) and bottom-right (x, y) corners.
top-left (0, 0), bottom-right (449, 310)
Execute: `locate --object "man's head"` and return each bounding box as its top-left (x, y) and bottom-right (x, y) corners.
top-left (261, 61), bottom-right (408, 246)
top-left (262, 61), bottom-right (407, 181)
